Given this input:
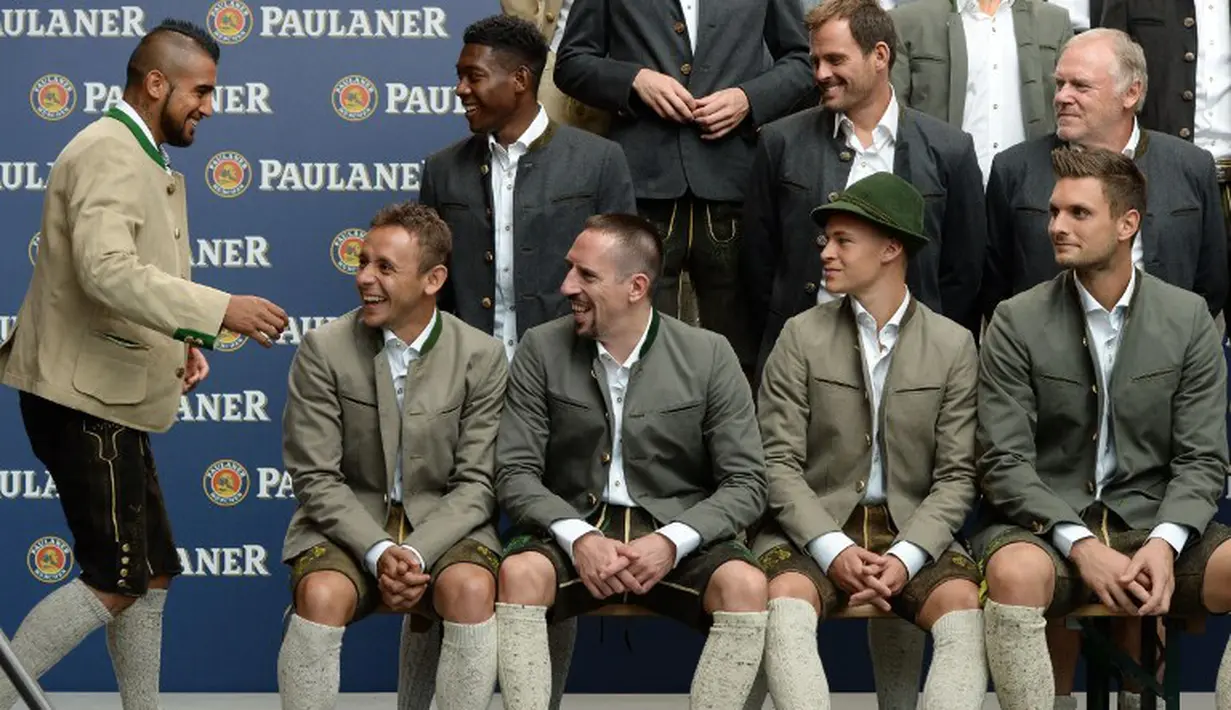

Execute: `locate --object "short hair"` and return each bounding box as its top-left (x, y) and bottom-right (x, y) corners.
top-left (806, 0), bottom-right (897, 71)
top-left (583, 213), bottom-right (663, 288)
top-left (1065, 28), bottom-right (1149, 113)
top-left (125, 19), bottom-right (221, 89)
top-left (369, 201), bottom-right (453, 274)
top-left (462, 15), bottom-right (548, 92)
top-left (1051, 146), bottom-right (1147, 220)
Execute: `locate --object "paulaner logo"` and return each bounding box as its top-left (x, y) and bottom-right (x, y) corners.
top-left (205, 151), bottom-right (252, 198)
top-left (203, 459), bottom-right (250, 506)
top-left (332, 75), bottom-right (377, 122)
top-left (207, 0), bottom-right (252, 44)
top-left (30, 74), bottom-right (76, 121)
top-left (331, 228), bottom-right (365, 274)
top-left (27, 536), bottom-right (73, 583)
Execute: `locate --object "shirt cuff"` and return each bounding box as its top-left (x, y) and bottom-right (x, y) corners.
top-left (549, 519), bottom-right (601, 566)
top-left (806, 532), bottom-right (857, 575)
top-left (886, 541), bottom-right (930, 581)
top-left (1052, 523), bottom-right (1096, 559)
top-left (400, 544), bottom-right (426, 571)
top-left (364, 539), bottom-right (396, 578)
top-left (656, 522), bottom-right (702, 568)
top-left (1148, 523), bottom-right (1189, 556)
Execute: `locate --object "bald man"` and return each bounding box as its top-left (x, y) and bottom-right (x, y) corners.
top-left (0, 19), bottom-right (286, 710)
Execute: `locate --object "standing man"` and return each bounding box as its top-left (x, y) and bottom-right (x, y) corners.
top-left (277, 202), bottom-right (506, 710)
top-left (421, 14), bottom-right (636, 364)
top-left (979, 28), bottom-right (1227, 322)
top-left (1102, 0), bottom-right (1231, 315)
top-left (0, 19), bottom-right (287, 710)
top-left (499, 0), bottom-right (610, 134)
top-left (976, 146), bottom-right (1231, 710)
top-left (494, 214), bottom-right (770, 710)
top-left (553, 0), bottom-right (814, 373)
top-left (743, 0), bottom-right (987, 374)
top-left (751, 172), bottom-right (986, 710)
top-left (889, 0), bottom-right (1073, 184)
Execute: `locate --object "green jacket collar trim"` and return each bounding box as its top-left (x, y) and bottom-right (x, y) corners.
top-left (104, 106), bottom-right (166, 169)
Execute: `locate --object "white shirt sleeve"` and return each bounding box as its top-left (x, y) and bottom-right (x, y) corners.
top-left (1148, 523), bottom-right (1190, 556)
top-left (549, 519), bottom-right (601, 565)
top-left (1052, 523), bottom-right (1096, 558)
top-left (656, 522), bottom-right (703, 567)
top-left (886, 541), bottom-right (930, 581)
top-left (806, 532), bottom-right (858, 574)
top-left (364, 539), bottom-right (396, 577)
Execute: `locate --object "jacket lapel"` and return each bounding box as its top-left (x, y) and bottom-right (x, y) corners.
top-left (947, 11), bottom-right (968, 126)
top-left (370, 330), bottom-right (401, 489)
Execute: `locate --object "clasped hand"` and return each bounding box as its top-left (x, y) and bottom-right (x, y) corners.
top-left (1070, 537), bottom-right (1175, 616)
top-left (377, 546), bottom-right (431, 613)
top-left (828, 546), bottom-right (907, 612)
top-left (573, 531), bottom-right (677, 600)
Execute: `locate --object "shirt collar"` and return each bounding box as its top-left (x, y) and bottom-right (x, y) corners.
top-left (1121, 118), bottom-right (1142, 159)
top-left (852, 289), bottom-right (911, 334)
top-left (834, 85), bottom-right (900, 142)
top-left (383, 308), bottom-right (439, 356)
top-left (116, 99), bottom-right (160, 153)
top-left (1075, 268), bottom-right (1137, 317)
top-left (959, 0), bottom-right (1015, 14)
top-left (488, 103), bottom-right (550, 155)
top-left (597, 310), bottom-right (654, 369)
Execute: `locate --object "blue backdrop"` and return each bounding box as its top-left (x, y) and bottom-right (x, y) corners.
top-left (1, 0), bottom-right (1230, 696)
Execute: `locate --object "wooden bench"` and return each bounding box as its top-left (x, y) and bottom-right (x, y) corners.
top-left (587, 602), bottom-right (1199, 710)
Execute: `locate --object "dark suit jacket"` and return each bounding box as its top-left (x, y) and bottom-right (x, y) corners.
top-left (420, 121), bottom-right (636, 338)
top-left (553, 0), bottom-right (814, 202)
top-left (742, 105), bottom-right (987, 373)
top-left (973, 269), bottom-right (1227, 548)
top-left (495, 310), bottom-right (767, 545)
top-left (980, 130), bottom-right (1228, 319)
top-left (1101, 0), bottom-right (1214, 143)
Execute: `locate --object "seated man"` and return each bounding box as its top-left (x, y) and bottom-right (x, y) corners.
top-left (976, 147), bottom-right (1231, 710)
top-left (494, 213), bottom-right (770, 709)
top-left (276, 202), bottom-right (507, 710)
top-left (751, 172), bottom-right (986, 710)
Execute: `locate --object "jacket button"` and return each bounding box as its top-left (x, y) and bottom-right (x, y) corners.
top-left (865, 433), bottom-right (872, 447)
top-left (680, 63), bottom-right (692, 75)
top-left (122, 543), bottom-right (131, 553)
top-left (674, 21), bottom-right (686, 34)
top-left (166, 183), bottom-right (175, 195)
top-left (1032, 521), bottom-right (1044, 534)
top-left (1180, 127), bottom-right (1192, 138)
top-left (175, 367), bottom-right (185, 378)
top-left (1091, 384), bottom-right (1097, 394)
top-left (174, 228), bottom-right (181, 239)
top-left (545, 11), bottom-right (555, 21)
top-left (1184, 52), bottom-right (1196, 62)
top-left (484, 250), bottom-right (494, 263)
top-left (480, 164), bottom-right (490, 175)
top-left (804, 282), bottom-right (817, 294)
top-left (587, 493), bottom-right (597, 506)
top-left (1183, 90), bottom-right (1194, 101)
top-left (601, 452), bottom-right (611, 464)
top-left (1092, 432), bottom-right (1098, 441)
top-left (838, 151), bottom-right (853, 162)
top-left (855, 480), bottom-right (866, 493)
top-left (1087, 481), bottom-right (1095, 493)
top-left (1184, 16), bottom-right (1195, 27)
top-left (481, 297), bottom-right (493, 309)
top-left (828, 191), bottom-right (840, 202)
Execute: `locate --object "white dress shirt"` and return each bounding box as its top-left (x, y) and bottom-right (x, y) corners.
top-left (1049, 0), bottom-right (1090, 31)
top-left (806, 292), bottom-right (931, 581)
top-left (959, 0), bottom-right (1027, 184)
top-left (115, 99), bottom-right (172, 175)
top-left (548, 313), bottom-right (702, 567)
top-left (819, 91), bottom-right (901, 304)
top-left (680, 0), bottom-right (699, 53)
top-left (1194, 0), bottom-right (1231, 159)
top-left (549, 0), bottom-right (574, 53)
top-left (1118, 119), bottom-right (1145, 270)
top-left (363, 309), bottom-right (439, 576)
top-left (1050, 271), bottom-right (1189, 558)
top-left (489, 105), bottom-right (550, 362)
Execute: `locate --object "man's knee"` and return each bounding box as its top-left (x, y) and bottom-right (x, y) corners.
top-left (434, 563), bottom-right (496, 623)
top-left (916, 579), bottom-right (980, 630)
top-left (704, 560), bottom-right (768, 613)
top-left (985, 542), bottom-right (1056, 607)
top-left (767, 572), bottom-right (821, 615)
top-left (497, 552), bottom-right (556, 606)
top-left (1202, 538), bottom-right (1231, 614)
top-left (293, 570), bottom-right (358, 626)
